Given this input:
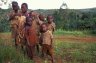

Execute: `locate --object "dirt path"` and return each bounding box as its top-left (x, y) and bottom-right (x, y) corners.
top-left (55, 35), bottom-right (96, 42)
top-left (1, 33), bottom-right (96, 42)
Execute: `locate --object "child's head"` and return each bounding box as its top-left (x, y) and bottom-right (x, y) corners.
top-left (21, 3), bottom-right (28, 13)
top-left (39, 14), bottom-right (45, 21)
top-left (41, 23), bottom-right (48, 32)
top-left (47, 15), bottom-right (54, 23)
top-left (26, 17), bottom-right (32, 26)
top-left (29, 11), bottom-right (36, 19)
top-left (12, 1), bottom-right (19, 11)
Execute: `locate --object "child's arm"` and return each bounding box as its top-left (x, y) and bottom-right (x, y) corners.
top-left (52, 23), bottom-right (56, 32)
top-left (8, 12), bottom-right (15, 21)
top-left (25, 27), bottom-right (30, 45)
top-left (51, 38), bottom-right (53, 46)
top-left (49, 31), bottom-right (53, 45)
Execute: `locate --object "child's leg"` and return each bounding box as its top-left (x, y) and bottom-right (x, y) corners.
top-left (30, 45), bottom-right (36, 59)
top-left (36, 44), bottom-right (39, 53)
top-left (26, 45), bottom-right (32, 59)
top-left (48, 46), bottom-right (54, 63)
top-left (42, 44), bottom-right (47, 57)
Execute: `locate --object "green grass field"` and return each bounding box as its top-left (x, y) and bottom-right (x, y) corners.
top-left (0, 30), bottom-right (96, 63)
top-left (0, 39), bottom-right (96, 63)
top-left (54, 40), bottom-right (96, 63)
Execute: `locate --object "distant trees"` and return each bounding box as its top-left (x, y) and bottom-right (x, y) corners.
top-left (53, 9), bottom-right (96, 34)
top-left (0, 8), bottom-right (96, 34)
top-left (0, 9), bottom-right (10, 32)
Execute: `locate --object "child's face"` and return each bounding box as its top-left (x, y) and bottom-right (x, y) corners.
top-left (39, 15), bottom-right (45, 21)
top-left (21, 5), bottom-right (27, 13)
top-left (42, 24), bottom-right (47, 32)
top-left (47, 16), bottom-right (53, 23)
top-left (29, 11), bottom-right (37, 20)
top-left (12, 4), bottom-right (19, 11)
top-left (27, 18), bottom-right (32, 26)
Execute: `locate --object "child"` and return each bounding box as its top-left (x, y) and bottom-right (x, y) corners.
top-left (29, 11), bottom-right (41, 53)
top-left (9, 1), bottom-right (20, 48)
top-left (38, 14), bottom-right (45, 25)
top-left (47, 15), bottom-right (56, 33)
top-left (25, 17), bottom-right (38, 59)
top-left (40, 23), bottom-right (54, 63)
top-left (21, 3), bottom-right (29, 17)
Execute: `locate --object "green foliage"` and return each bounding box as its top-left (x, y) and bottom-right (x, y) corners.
top-left (53, 9), bottom-right (96, 34)
top-left (54, 29), bottom-right (94, 36)
top-left (0, 9), bottom-right (10, 32)
top-left (0, 8), bottom-right (96, 35)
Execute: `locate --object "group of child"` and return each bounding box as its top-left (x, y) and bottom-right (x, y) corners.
top-left (9, 1), bottom-right (55, 63)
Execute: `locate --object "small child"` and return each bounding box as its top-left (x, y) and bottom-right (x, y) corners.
top-left (25, 17), bottom-right (38, 59)
top-left (40, 23), bottom-right (54, 63)
top-left (47, 15), bottom-right (56, 33)
top-left (38, 14), bottom-right (45, 25)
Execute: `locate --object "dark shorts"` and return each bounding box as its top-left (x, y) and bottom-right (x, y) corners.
top-left (42, 44), bottom-right (53, 56)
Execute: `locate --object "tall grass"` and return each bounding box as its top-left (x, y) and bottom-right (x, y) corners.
top-left (0, 33), bottom-right (96, 63)
top-left (0, 39), bottom-right (34, 63)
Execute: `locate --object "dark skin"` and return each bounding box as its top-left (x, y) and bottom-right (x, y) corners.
top-left (41, 23), bottom-right (54, 63)
top-left (21, 3), bottom-right (28, 17)
top-left (25, 17), bottom-right (32, 35)
top-left (41, 24), bottom-right (48, 33)
top-left (9, 2), bottom-right (19, 20)
top-left (41, 23), bottom-right (53, 44)
top-left (12, 3), bottom-right (19, 13)
top-left (29, 11), bottom-right (36, 20)
top-left (47, 15), bottom-right (54, 24)
top-left (39, 14), bottom-right (45, 21)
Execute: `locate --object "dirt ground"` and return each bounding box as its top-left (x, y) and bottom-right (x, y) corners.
top-left (55, 35), bottom-right (96, 42)
top-left (0, 33), bottom-right (96, 42)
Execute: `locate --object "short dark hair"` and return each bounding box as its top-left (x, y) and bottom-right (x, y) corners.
top-left (12, 1), bottom-right (18, 5)
top-left (41, 23), bottom-right (47, 27)
top-left (47, 15), bottom-right (53, 19)
top-left (22, 3), bottom-right (28, 9)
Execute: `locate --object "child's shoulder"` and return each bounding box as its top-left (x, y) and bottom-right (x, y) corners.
top-left (47, 30), bottom-right (52, 35)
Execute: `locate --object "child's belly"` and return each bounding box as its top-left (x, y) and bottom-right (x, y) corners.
top-left (28, 32), bottom-right (38, 46)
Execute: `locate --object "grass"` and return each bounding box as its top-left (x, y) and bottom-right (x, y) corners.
top-left (0, 39), bottom-right (34, 63)
top-left (0, 39), bottom-right (96, 63)
top-left (54, 40), bottom-right (96, 63)
top-left (54, 29), bottom-right (96, 37)
top-left (0, 32), bottom-right (96, 63)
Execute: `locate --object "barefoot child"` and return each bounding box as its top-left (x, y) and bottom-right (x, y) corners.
top-left (40, 23), bottom-right (54, 63)
top-left (25, 17), bottom-right (38, 59)
top-left (47, 15), bottom-right (56, 33)
top-left (9, 1), bottom-right (20, 48)
top-left (29, 11), bottom-right (41, 53)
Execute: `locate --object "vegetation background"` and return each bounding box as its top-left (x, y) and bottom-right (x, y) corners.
top-left (0, 2), bottom-right (96, 63)
top-left (0, 8), bottom-right (96, 35)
